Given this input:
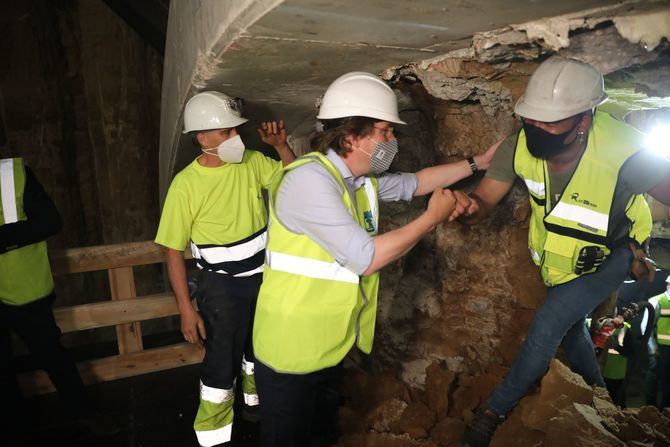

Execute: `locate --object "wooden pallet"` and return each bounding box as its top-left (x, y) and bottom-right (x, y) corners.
top-left (17, 241), bottom-right (202, 396)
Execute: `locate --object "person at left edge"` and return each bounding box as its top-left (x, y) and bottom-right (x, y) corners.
top-left (154, 91), bottom-right (295, 447)
top-left (0, 157), bottom-right (118, 442)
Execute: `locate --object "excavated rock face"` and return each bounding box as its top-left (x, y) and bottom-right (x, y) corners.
top-left (340, 5), bottom-right (670, 445)
top-left (370, 1), bottom-right (670, 385)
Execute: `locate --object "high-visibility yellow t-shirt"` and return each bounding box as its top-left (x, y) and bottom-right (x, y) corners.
top-left (155, 150), bottom-right (281, 251)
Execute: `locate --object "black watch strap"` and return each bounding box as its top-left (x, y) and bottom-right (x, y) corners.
top-left (467, 157), bottom-right (478, 173)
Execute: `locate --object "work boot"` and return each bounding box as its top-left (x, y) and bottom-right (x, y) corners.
top-left (461, 407), bottom-right (505, 447)
top-left (76, 410), bottom-right (120, 436)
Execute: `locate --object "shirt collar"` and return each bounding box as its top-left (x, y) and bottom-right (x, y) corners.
top-left (325, 149), bottom-right (366, 188)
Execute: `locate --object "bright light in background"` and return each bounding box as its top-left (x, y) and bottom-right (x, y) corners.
top-left (646, 124), bottom-right (670, 156)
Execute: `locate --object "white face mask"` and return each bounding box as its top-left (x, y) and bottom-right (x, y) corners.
top-left (202, 134), bottom-right (245, 163)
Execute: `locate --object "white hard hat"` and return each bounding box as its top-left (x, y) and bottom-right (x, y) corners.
top-left (665, 274), bottom-right (670, 284)
top-left (182, 91), bottom-right (248, 134)
top-left (317, 72), bottom-right (406, 125)
top-left (514, 57), bottom-right (608, 123)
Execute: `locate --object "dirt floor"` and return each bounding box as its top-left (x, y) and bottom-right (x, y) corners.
top-left (27, 364), bottom-right (259, 447)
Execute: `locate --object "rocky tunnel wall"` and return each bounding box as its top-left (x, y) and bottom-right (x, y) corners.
top-left (0, 0), bottom-right (166, 343)
top-left (371, 7), bottom-right (670, 386)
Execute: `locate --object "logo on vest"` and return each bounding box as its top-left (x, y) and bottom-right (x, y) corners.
top-left (571, 193), bottom-right (597, 208)
top-left (363, 210), bottom-right (375, 233)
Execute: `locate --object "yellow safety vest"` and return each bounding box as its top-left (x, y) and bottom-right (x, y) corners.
top-left (657, 293), bottom-right (670, 346)
top-left (603, 324), bottom-right (630, 380)
top-left (514, 112), bottom-right (652, 286)
top-left (253, 152), bottom-right (380, 373)
top-left (0, 158), bottom-right (54, 305)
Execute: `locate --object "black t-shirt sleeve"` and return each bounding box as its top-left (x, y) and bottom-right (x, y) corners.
top-left (0, 166), bottom-right (62, 252)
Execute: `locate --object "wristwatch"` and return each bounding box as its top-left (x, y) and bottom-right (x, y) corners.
top-left (467, 157), bottom-right (478, 173)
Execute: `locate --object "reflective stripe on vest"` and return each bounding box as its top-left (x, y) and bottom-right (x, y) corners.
top-left (523, 178), bottom-right (545, 198)
top-left (253, 152), bottom-right (380, 373)
top-left (513, 112), bottom-right (651, 286)
top-left (0, 159), bottom-right (18, 224)
top-left (266, 250), bottom-right (360, 284)
top-left (550, 202), bottom-right (609, 233)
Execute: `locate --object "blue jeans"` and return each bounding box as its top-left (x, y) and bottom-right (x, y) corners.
top-left (488, 247), bottom-right (633, 415)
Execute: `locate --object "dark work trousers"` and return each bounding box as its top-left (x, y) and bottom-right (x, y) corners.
top-left (647, 345), bottom-right (670, 408)
top-left (255, 360), bottom-right (343, 447)
top-left (604, 378), bottom-right (625, 405)
top-left (0, 293), bottom-right (89, 430)
top-left (196, 270), bottom-right (261, 396)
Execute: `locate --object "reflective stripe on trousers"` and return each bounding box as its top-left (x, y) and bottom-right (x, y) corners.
top-left (194, 381), bottom-right (234, 446)
top-left (242, 355), bottom-right (259, 407)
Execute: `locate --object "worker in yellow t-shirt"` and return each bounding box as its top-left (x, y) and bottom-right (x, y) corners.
top-left (155, 91), bottom-right (295, 447)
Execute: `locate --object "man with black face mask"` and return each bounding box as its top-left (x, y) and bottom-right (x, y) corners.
top-left (456, 56), bottom-right (670, 447)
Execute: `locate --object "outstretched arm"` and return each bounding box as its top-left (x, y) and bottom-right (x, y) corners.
top-left (413, 137), bottom-right (504, 196)
top-left (364, 188), bottom-right (457, 275)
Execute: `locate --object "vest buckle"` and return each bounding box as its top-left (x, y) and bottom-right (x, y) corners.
top-left (574, 246), bottom-right (605, 275)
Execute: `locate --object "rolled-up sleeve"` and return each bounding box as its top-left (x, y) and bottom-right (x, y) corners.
top-left (275, 165), bottom-right (375, 275)
top-left (376, 172), bottom-right (417, 202)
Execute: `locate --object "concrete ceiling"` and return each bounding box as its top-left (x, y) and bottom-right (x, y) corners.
top-left (159, 0), bottom-right (634, 195)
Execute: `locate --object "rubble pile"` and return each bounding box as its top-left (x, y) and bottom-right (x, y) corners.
top-left (337, 360), bottom-right (670, 447)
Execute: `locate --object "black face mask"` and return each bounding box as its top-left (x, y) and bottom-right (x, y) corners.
top-left (523, 119), bottom-right (580, 159)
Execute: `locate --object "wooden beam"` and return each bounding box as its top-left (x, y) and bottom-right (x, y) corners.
top-left (12, 293), bottom-right (188, 354)
top-left (108, 266), bottom-right (143, 353)
top-left (49, 241), bottom-right (193, 275)
top-left (49, 241), bottom-right (167, 275)
top-left (18, 343), bottom-right (204, 396)
top-left (53, 292), bottom-right (179, 333)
